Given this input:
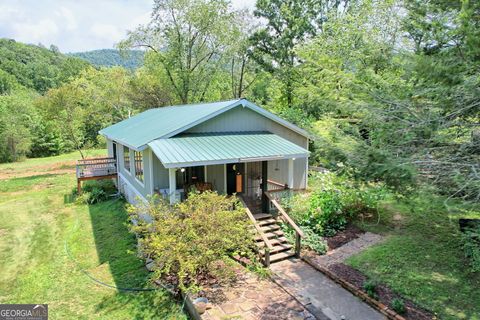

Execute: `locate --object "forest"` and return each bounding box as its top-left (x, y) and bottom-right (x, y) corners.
top-left (68, 49), bottom-right (145, 69)
top-left (0, 0), bottom-right (478, 202)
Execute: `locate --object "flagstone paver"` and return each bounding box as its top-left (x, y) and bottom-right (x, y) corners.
top-left (199, 269), bottom-right (315, 320)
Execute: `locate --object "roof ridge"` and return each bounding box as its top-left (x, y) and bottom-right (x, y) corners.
top-left (150, 98), bottom-right (242, 111)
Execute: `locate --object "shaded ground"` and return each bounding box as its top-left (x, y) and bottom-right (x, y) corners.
top-left (309, 232), bottom-right (384, 268)
top-left (325, 224), bottom-right (365, 250)
top-left (0, 151), bottom-right (185, 319)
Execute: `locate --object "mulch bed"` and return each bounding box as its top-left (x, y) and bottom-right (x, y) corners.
top-left (328, 263), bottom-right (435, 320)
top-left (325, 224), bottom-right (365, 250)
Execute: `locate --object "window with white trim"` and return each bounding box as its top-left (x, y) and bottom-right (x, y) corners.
top-left (134, 151), bottom-right (144, 182)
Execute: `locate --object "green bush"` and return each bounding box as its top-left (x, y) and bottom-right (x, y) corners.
top-left (362, 279), bottom-right (378, 299)
top-left (461, 226), bottom-right (480, 273)
top-left (309, 190), bottom-right (346, 236)
top-left (283, 172), bottom-right (388, 237)
top-left (391, 298), bottom-right (406, 314)
top-left (75, 179), bottom-right (116, 204)
top-left (281, 223), bottom-right (327, 254)
top-left (128, 191), bottom-right (257, 293)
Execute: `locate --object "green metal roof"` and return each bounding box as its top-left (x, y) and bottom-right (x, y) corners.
top-left (99, 99), bottom-right (310, 150)
top-left (148, 132), bottom-right (309, 168)
top-left (99, 99), bottom-right (241, 149)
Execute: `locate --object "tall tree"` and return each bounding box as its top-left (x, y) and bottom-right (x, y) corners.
top-left (249, 0), bottom-right (350, 108)
top-left (120, 0), bottom-right (237, 104)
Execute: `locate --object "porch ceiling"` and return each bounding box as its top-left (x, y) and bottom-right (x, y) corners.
top-left (148, 132), bottom-right (309, 168)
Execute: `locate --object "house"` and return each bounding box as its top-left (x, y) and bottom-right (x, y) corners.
top-left (98, 99), bottom-right (310, 210)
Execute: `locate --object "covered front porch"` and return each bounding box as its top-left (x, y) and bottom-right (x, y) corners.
top-left (148, 132), bottom-right (309, 206)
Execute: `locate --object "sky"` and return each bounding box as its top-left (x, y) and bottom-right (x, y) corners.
top-left (0, 0), bottom-right (256, 53)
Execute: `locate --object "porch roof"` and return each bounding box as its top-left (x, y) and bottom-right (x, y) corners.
top-left (148, 132), bottom-right (309, 168)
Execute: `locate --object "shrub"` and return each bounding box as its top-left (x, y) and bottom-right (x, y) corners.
top-left (281, 223), bottom-right (327, 254)
top-left (362, 279), bottom-right (378, 299)
top-left (284, 172), bottom-right (388, 237)
top-left (309, 190), bottom-right (346, 236)
top-left (75, 179), bottom-right (116, 204)
top-left (461, 226), bottom-right (480, 273)
top-left (128, 191), bottom-right (257, 293)
top-left (391, 298), bottom-right (406, 314)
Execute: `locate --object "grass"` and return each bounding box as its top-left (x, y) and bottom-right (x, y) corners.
top-left (348, 193), bottom-right (480, 320)
top-left (0, 150), bottom-right (186, 319)
top-left (0, 149), bottom-right (106, 179)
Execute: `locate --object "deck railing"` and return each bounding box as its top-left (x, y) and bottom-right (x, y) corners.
top-left (76, 157), bottom-right (117, 179)
top-left (264, 190), bottom-right (304, 257)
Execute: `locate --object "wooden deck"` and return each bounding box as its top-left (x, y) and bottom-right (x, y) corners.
top-left (76, 157), bottom-right (117, 193)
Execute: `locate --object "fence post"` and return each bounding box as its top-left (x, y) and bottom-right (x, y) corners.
top-left (295, 233), bottom-right (301, 258)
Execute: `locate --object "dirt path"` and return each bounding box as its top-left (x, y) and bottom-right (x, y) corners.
top-left (0, 161), bottom-right (76, 180)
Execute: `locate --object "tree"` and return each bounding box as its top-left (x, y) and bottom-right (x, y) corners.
top-left (120, 0), bottom-right (238, 104)
top-left (0, 90), bottom-right (37, 162)
top-left (249, 0), bottom-right (350, 108)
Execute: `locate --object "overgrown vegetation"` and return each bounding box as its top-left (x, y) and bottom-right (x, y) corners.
top-left (461, 226), bottom-right (480, 273)
top-left (128, 191), bottom-right (257, 293)
top-left (75, 180), bottom-right (117, 205)
top-left (283, 172), bottom-right (387, 237)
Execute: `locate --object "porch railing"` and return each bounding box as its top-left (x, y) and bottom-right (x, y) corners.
top-left (238, 195), bottom-right (274, 267)
top-left (267, 179), bottom-right (288, 191)
top-left (264, 190), bottom-right (304, 257)
top-left (76, 157), bottom-right (117, 179)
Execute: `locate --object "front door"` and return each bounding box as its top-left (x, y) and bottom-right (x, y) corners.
top-left (226, 163), bottom-right (244, 195)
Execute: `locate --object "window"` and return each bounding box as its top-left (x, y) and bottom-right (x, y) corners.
top-left (123, 146), bottom-right (130, 172)
top-left (134, 151), bottom-right (144, 182)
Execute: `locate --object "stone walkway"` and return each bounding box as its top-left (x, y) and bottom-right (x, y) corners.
top-left (313, 232), bottom-right (384, 267)
top-left (200, 268), bottom-right (315, 319)
top-left (270, 259), bottom-right (386, 320)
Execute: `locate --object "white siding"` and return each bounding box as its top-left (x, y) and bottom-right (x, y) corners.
top-left (152, 155), bottom-right (169, 190)
top-left (186, 106), bottom-right (308, 148)
top-left (206, 164), bottom-right (225, 194)
top-left (267, 158), bottom-right (306, 189)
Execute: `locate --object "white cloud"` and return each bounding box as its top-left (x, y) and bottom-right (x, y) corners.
top-left (56, 6), bottom-right (78, 31)
top-left (12, 19), bottom-right (59, 45)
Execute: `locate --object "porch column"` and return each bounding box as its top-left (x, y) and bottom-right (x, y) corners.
top-left (169, 168), bottom-right (177, 204)
top-left (288, 158), bottom-right (294, 189)
top-left (261, 161), bottom-right (269, 213)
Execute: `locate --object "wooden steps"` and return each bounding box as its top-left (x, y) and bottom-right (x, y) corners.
top-left (252, 213), bottom-right (296, 265)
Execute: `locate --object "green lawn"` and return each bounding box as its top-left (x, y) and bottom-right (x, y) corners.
top-left (0, 152), bottom-right (186, 319)
top-left (348, 194), bottom-right (480, 320)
